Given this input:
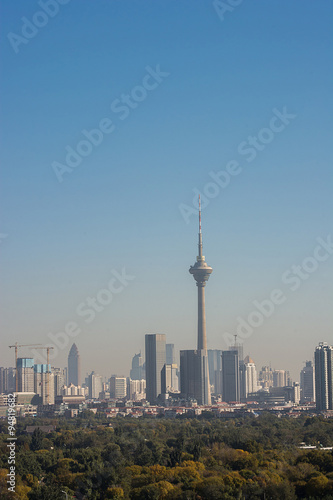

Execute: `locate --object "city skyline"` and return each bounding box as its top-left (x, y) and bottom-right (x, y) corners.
top-left (1, 2), bottom-right (332, 382)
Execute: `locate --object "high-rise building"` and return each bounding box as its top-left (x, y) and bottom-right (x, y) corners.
top-left (129, 379), bottom-right (146, 400)
top-left (293, 382), bottom-right (301, 405)
top-left (68, 343), bottom-right (81, 387)
top-left (110, 376), bottom-right (127, 399)
top-left (259, 366), bottom-right (273, 389)
top-left (0, 367), bottom-right (15, 394)
top-left (208, 350), bottom-right (223, 395)
top-left (180, 350), bottom-right (210, 404)
top-left (244, 356), bottom-right (258, 397)
top-left (300, 360), bottom-right (315, 403)
top-left (166, 344), bottom-right (176, 365)
top-left (87, 371), bottom-right (103, 399)
top-left (222, 350), bottom-right (239, 402)
top-left (230, 341), bottom-right (245, 400)
top-left (17, 358), bottom-right (34, 392)
top-left (229, 341), bottom-right (243, 363)
top-left (130, 352), bottom-right (144, 380)
top-left (186, 196), bottom-right (212, 405)
top-left (314, 342), bottom-right (333, 411)
top-left (34, 364), bottom-right (54, 405)
top-left (52, 367), bottom-right (67, 396)
top-left (145, 334), bottom-right (166, 403)
top-left (273, 370), bottom-right (286, 388)
top-left (161, 364), bottom-right (179, 393)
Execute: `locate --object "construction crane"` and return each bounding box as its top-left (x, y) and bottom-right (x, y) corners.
top-left (29, 346), bottom-right (54, 405)
top-left (9, 342), bottom-right (42, 392)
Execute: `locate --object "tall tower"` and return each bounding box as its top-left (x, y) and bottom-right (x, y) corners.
top-left (222, 350), bottom-right (240, 402)
top-left (145, 334), bottom-right (166, 404)
top-left (189, 195), bottom-right (213, 350)
top-left (183, 197), bottom-right (212, 405)
top-left (314, 342), bottom-right (333, 411)
top-left (68, 343), bottom-right (81, 387)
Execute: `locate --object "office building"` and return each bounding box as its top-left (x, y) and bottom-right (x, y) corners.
top-left (208, 349), bottom-right (222, 395)
top-left (300, 360), bottom-right (315, 403)
top-left (166, 344), bottom-right (176, 365)
top-left (180, 349), bottom-right (210, 404)
top-left (315, 342), bottom-right (333, 411)
top-left (17, 358), bottom-right (34, 393)
top-left (259, 366), bottom-right (273, 389)
top-left (222, 350), bottom-right (240, 402)
top-left (145, 334), bottom-right (166, 403)
top-left (34, 364), bottom-right (54, 405)
top-left (273, 370), bottom-right (286, 388)
top-left (87, 371), bottom-right (103, 399)
top-left (110, 376), bottom-right (127, 399)
top-left (52, 367), bottom-right (67, 396)
top-left (161, 363), bottom-right (179, 393)
top-left (0, 367), bottom-right (15, 394)
top-left (68, 343), bottom-right (81, 387)
top-left (130, 352), bottom-right (144, 380)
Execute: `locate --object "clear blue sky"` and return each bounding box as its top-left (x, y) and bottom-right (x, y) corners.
top-left (1, 0), bottom-right (332, 382)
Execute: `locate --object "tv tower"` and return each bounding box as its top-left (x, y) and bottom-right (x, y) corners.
top-left (189, 195), bottom-right (213, 350)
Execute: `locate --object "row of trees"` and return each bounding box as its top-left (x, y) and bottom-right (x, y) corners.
top-left (0, 412), bottom-right (332, 499)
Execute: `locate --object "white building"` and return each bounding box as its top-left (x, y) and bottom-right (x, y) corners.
top-left (62, 384), bottom-right (85, 396)
top-left (129, 379), bottom-right (146, 400)
top-left (244, 357), bottom-right (258, 397)
top-left (88, 372), bottom-right (103, 399)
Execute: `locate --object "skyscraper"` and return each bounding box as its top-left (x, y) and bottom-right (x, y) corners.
top-left (130, 352), bottom-right (144, 380)
top-left (259, 366), bottom-right (273, 389)
top-left (300, 360), bottom-right (315, 403)
top-left (273, 370), bottom-right (286, 388)
top-left (145, 334), bottom-right (166, 404)
top-left (87, 371), bottom-right (103, 399)
top-left (314, 342), bottom-right (333, 411)
top-left (222, 350), bottom-right (240, 402)
top-left (244, 356), bottom-right (258, 397)
top-left (186, 196), bottom-right (212, 405)
top-left (17, 358), bottom-right (34, 392)
top-left (34, 364), bottom-right (54, 405)
top-left (208, 349), bottom-right (223, 395)
top-left (68, 343), bottom-right (81, 387)
top-left (180, 350), bottom-right (210, 404)
top-left (110, 376), bottom-right (127, 399)
top-left (52, 367), bottom-right (67, 396)
top-left (166, 344), bottom-right (176, 365)
top-left (0, 367), bottom-right (15, 394)
top-left (161, 363), bottom-right (179, 393)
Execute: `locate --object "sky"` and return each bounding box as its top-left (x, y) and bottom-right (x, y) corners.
top-left (1, 0), bottom-right (332, 383)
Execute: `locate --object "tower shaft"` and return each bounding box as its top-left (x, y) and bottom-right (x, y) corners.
top-left (197, 284), bottom-right (206, 350)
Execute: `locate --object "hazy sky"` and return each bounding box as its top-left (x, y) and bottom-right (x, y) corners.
top-left (1, 1), bottom-right (332, 383)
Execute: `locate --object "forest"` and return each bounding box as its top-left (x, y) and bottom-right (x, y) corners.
top-left (0, 412), bottom-right (333, 499)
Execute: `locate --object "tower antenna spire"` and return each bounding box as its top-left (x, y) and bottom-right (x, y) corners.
top-left (198, 196), bottom-right (203, 258)
top-left (199, 194), bottom-right (202, 234)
